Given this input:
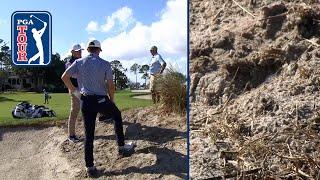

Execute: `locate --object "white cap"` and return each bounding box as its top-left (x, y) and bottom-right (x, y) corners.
top-left (87, 40), bottom-right (102, 51)
top-left (71, 44), bottom-right (84, 52)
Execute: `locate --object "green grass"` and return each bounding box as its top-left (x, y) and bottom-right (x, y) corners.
top-left (0, 90), bottom-right (152, 126)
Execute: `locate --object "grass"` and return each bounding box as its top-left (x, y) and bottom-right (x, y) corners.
top-left (155, 69), bottom-right (187, 114)
top-left (0, 90), bottom-right (152, 126)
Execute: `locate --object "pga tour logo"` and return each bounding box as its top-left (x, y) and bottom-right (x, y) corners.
top-left (11, 11), bottom-right (52, 66)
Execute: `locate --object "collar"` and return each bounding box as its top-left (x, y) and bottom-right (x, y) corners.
top-left (89, 53), bottom-right (99, 57)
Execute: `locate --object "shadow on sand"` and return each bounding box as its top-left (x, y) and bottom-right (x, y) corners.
top-left (93, 120), bottom-right (187, 179)
top-left (96, 121), bottom-right (186, 144)
top-left (96, 146), bottom-right (187, 179)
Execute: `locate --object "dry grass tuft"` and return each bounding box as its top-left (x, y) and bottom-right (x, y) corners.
top-left (155, 69), bottom-right (187, 115)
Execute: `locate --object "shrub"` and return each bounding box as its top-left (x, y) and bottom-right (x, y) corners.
top-left (155, 69), bottom-right (187, 114)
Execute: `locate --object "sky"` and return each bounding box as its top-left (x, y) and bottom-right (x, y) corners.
top-left (0, 0), bottom-right (187, 83)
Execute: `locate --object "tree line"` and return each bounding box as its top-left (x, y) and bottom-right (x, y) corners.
top-left (111, 61), bottom-right (150, 90)
top-left (0, 39), bottom-right (150, 92)
top-left (130, 63), bottom-right (150, 89)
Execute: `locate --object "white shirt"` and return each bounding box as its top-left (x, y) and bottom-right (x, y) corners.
top-left (149, 54), bottom-right (166, 75)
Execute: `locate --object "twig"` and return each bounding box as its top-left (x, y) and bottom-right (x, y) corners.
top-left (304, 38), bottom-right (320, 47)
top-left (221, 93), bottom-right (233, 110)
top-left (287, 144), bottom-right (292, 157)
top-left (297, 169), bottom-right (311, 179)
top-left (232, 0), bottom-right (256, 18)
top-left (258, 12), bottom-right (288, 21)
top-left (213, 9), bottom-right (223, 22)
top-left (204, 167), bottom-right (262, 179)
top-left (295, 103), bottom-right (299, 127)
top-left (231, 67), bottom-right (239, 83)
top-left (213, 3), bottom-right (227, 22)
top-left (275, 153), bottom-right (304, 161)
top-left (191, 129), bottom-right (205, 132)
top-left (241, 82), bottom-right (250, 94)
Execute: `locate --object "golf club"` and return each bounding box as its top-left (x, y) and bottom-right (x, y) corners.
top-left (30, 15), bottom-right (46, 24)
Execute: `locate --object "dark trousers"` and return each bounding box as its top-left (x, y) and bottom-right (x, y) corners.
top-left (44, 96), bottom-right (49, 104)
top-left (81, 95), bottom-right (125, 167)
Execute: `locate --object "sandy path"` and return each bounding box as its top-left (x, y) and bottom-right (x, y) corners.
top-left (0, 126), bottom-right (77, 180)
top-left (130, 90), bottom-right (150, 93)
top-left (132, 94), bottom-right (152, 100)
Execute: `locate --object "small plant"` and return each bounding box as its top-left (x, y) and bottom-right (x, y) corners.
top-left (155, 68), bottom-right (187, 114)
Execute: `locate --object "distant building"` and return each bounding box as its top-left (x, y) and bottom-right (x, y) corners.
top-left (1, 71), bottom-right (43, 91)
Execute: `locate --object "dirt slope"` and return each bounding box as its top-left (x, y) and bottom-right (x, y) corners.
top-left (190, 0), bottom-right (320, 179)
top-left (61, 107), bottom-right (187, 179)
top-left (0, 107), bottom-right (187, 179)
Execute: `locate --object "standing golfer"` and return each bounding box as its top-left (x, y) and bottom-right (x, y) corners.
top-left (65, 44), bottom-right (83, 143)
top-left (61, 40), bottom-right (134, 176)
top-left (149, 46), bottom-right (166, 103)
top-left (43, 89), bottom-right (49, 104)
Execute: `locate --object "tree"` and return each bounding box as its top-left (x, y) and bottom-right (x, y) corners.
top-left (110, 60), bottom-right (129, 90)
top-left (139, 64), bottom-right (150, 87)
top-left (117, 70), bottom-right (129, 90)
top-left (0, 39), bottom-right (11, 91)
top-left (42, 53), bottom-right (66, 92)
top-left (130, 63), bottom-right (141, 89)
top-left (0, 39), bottom-right (11, 71)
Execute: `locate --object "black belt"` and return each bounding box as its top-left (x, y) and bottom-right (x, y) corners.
top-left (81, 92), bottom-right (106, 97)
top-left (81, 94), bottom-right (108, 100)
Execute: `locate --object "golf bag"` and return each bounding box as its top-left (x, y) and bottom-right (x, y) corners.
top-left (12, 101), bottom-right (56, 119)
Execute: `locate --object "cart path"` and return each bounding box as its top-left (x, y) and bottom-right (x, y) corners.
top-left (132, 94), bottom-right (152, 100)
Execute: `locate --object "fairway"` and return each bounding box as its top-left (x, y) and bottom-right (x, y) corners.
top-left (0, 90), bottom-right (152, 126)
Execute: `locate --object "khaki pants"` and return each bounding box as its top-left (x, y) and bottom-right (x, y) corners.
top-left (68, 94), bottom-right (80, 136)
top-left (149, 74), bottom-right (160, 91)
top-left (150, 74), bottom-right (160, 103)
top-left (149, 75), bottom-right (155, 91)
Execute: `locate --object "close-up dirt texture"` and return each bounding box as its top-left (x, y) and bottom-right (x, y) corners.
top-left (190, 0), bottom-right (320, 179)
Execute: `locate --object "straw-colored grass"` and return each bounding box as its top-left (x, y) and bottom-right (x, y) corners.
top-left (155, 69), bottom-right (187, 114)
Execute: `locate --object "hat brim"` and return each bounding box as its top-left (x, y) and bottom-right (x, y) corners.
top-left (73, 48), bottom-right (84, 51)
top-left (71, 48), bottom-right (84, 52)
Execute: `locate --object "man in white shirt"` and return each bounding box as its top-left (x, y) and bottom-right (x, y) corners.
top-left (149, 46), bottom-right (166, 103)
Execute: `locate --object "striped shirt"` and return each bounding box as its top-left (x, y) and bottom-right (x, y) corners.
top-left (65, 53), bottom-right (113, 96)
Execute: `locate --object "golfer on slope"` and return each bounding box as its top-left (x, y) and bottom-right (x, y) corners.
top-left (61, 40), bottom-right (134, 176)
top-left (149, 46), bottom-right (166, 103)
